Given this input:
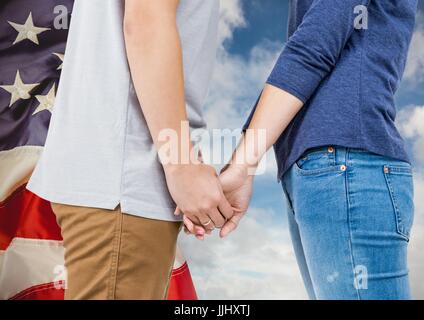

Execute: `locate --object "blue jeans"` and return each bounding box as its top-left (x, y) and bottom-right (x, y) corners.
top-left (281, 147), bottom-right (414, 300)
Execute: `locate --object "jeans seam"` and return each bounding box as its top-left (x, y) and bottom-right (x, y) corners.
top-left (281, 179), bottom-right (294, 214)
top-left (345, 149), bottom-right (361, 300)
top-left (107, 208), bottom-right (123, 299)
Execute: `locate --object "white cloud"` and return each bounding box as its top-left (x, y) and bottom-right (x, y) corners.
top-left (398, 106), bottom-right (424, 164)
top-left (180, 207), bottom-right (307, 300)
top-left (397, 105), bottom-right (424, 299)
top-left (404, 13), bottom-right (424, 84)
top-left (217, 0), bottom-right (246, 48)
top-left (205, 40), bottom-right (282, 130)
top-left (410, 175), bottom-right (424, 299)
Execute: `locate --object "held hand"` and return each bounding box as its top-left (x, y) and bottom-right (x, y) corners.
top-left (164, 163), bottom-right (234, 234)
top-left (179, 163), bottom-right (254, 240)
top-left (218, 163), bottom-right (254, 238)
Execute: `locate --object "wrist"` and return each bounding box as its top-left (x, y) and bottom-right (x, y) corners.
top-left (163, 163), bottom-right (193, 177)
top-left (230, 144), bottom-right (260, 176)
top-left (226, 156), bottom-right (259, 178)
top-left (160, 135), bottom-right (201, 176)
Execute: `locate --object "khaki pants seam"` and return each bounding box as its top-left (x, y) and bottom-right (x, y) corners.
top-left (107, 208), bottom-right (123, 299)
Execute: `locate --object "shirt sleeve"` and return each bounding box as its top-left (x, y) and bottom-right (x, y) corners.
top-left (267, 0), bottom-right (370, 103)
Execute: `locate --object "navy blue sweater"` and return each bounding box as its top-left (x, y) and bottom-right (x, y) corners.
top-left (245, 0), bottom-right (418, 178)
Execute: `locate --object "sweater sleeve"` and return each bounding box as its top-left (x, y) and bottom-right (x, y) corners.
top-left (267, 0), bottom-right (369, 103)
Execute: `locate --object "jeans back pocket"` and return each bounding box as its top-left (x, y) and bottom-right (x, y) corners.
top-left (383, 165), bottom-right (414, 241)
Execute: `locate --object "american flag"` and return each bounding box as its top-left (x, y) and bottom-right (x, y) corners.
top-left (0, 0), bottom-right (196, 300)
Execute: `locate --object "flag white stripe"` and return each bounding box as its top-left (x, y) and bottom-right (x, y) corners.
top-left (0, 146), bottom-right (43, 201)
top-left (0, 238), bottom-right (64, 299)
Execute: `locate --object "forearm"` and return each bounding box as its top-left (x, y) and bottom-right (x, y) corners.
top-left (233, 84), bottom-right (303, 169)
top-left (124, 0), bottom-right (193, 166)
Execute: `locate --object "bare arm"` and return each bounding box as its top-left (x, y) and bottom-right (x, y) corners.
top-left (232, 84), bottom-right (304, 171)
top-left (124, 0), bottom-right (233, 230)
top-left (218, 85), bottom-right (303, 238)
top-left (124, 0), bottom-right (187, 154)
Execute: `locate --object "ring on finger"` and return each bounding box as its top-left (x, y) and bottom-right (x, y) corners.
top-left (201, 219), bottom-right (213, 227)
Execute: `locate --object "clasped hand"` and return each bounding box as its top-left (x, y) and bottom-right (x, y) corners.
top-left (164, 162), bottom-right (253, 240)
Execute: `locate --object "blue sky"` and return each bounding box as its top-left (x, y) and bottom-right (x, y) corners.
top-left (181, 0), bottom-right (424, 299)
top-left (228, 1), bottom-right (289, 56)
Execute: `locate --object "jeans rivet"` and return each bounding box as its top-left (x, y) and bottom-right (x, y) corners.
top-left (328, 147), bottom-right (334, 153)
top-left (340, 165), bottom-right (347, 172)
top-left (384, 166), bottom-right (390, 174)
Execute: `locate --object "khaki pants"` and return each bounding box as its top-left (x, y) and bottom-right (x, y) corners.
top-left (51, 203), bottom-right (182, 300)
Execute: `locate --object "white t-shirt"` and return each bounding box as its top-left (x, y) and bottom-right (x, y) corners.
top-left (28, 0), bottom-right (220, 221)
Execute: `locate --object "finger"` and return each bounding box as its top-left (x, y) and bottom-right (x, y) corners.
top-left (220, 213), bottom-right (243, 238)
top-left (174, 207), bottom-right (183, 216)
top-left (197, 213), bottom-right (216, 230)
top-left (183, 221), bottom-right (194, 235)
top-left (187, 216), bottom-right (206, 240)
top-left (217, 194), bottom-right (234, 220)
top-left (183, 225), bottom-right (191, 235)
top-left (194, 225), bottom-right (206, 240)
top-left (183, 215), bottom-right (196, 234)
top-left (189, 215), bottom-right (207, 235)
top-left (219, 220), bottom-right (238, 238)
top-left (207, 207), bottom-right (226, 229)
top-left (194, 225), bottom-right (206, 235)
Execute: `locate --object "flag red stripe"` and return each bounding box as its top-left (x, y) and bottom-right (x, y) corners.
top-left (0, 185), bottom-right (62, 250)
top-left (167, 262), bottom-right (198, 300)
top-left (9, 282), bottom-right (65, 300)
top-left (1, 185), bottom-right (197, 300)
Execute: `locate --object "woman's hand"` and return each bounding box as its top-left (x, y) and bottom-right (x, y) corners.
top-left (218, 163), bottom-right (254, 238)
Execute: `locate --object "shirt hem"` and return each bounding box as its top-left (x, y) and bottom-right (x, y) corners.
top-left (266, 80), bottom-right (308, 103)
top-left (26, 186), bottom-right (181, 222)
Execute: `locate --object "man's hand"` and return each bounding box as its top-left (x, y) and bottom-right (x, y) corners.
top-left (180, 162), bottom-right (254, 239)
top-left (164, 163), bottom-right (234, 235)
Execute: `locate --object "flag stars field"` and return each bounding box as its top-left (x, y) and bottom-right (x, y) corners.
top-left (53, 53), bottom-right (65, 70)
top-left (8, 12), bottom-right (50, 45)
top-left (0, 12), bottom-right (62, 113)
top-left (0, 70), bottom-right (39, 107)
top-left (34, 83), bottom-right (56, 115)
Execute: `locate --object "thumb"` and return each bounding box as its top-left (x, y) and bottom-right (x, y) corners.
top-left (219, 165), bottom-right (246, 193)
top-left (219, 213), bottom-right (243, 238)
